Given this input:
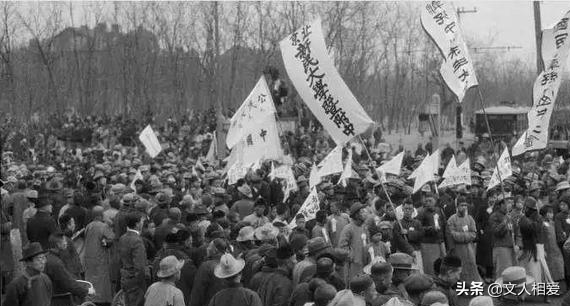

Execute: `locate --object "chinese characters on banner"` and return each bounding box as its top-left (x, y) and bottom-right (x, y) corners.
top-left (488, 148), bottom-right (512, 190)
top-left (226, 114), bottom-right (284, 167)
top-left (280, 20), bottom-right (374, 145)
top-left (289, 187), bottom-right (320, 228)
top-left (138, 125), bottom-right (162, 158)
top-left (226, 76), bottom-right (276, 149)
top-left (512, 11), bottom-right (570, 156)
top-left (421, 1), bottom-right (478, 102)
top-left (439, 157), bottom-right (471, 188)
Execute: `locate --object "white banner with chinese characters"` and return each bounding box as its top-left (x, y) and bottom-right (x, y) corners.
top-left (227, 162), bottom-right (252, 185)
top-left (421, 1), bottom-right (478, 102)
top-left (280, 20), bottom-right (374, 145)
top-left (488, 148), bottom-right (512, 190)
top-left (439, 158), bottom-right (471, 188)
top-left (282, 166), bottom-right (299, 202)
top-left (512, 12), bottom-right (570, 156)
top-left (226, 114), bottom-right (284, 167)
top-left (226, 76), bottom-right (276, 149)
top-left (289, 187), bottom-right (320, 228)
top-left (138, 125), bottom-right (162, 158)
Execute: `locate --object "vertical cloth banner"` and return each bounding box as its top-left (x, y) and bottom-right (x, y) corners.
top-left (280, 20), bottom-right (374, 145)
top-left (317, 145), bottom-right (344, 177)
top-left (309, 164), bottom-right (321, 189)
top-left (138, 125), bottom-right (162, 158)
top-left (487, 148), bottom-right (512, 190)
top-left (226, 76), bottom-right (277, 149)
top-left (421, 1), bottom-right (478, 102)
top-left (512, 11), bottom-right (570, 156)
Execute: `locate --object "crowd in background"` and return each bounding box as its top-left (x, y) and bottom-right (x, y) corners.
top-left (2, 111), bottom-right (570, 306)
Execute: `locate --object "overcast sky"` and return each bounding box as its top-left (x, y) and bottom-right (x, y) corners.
top-left (456, 1), bottom-right (569, 63)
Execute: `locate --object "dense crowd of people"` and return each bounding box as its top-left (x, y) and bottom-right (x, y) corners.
top-left (2, 112), bottom-right (570, 306)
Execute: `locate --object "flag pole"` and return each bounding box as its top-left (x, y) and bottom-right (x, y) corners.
top-left (475, 87), bottom-right (506, 198)
top-left (357, 135), bottom-right (407, 240)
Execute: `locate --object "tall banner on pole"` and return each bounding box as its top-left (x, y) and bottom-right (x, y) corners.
top-left (280, 20), bottom-right (374, 145)
top-left (512, 11), bottom-right (570, 156)
top-left (421, 1), bottom-right (478, 102)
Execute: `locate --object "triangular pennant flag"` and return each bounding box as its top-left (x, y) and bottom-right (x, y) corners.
top-left (317, 145), bottom-right (344, 177)
top-left (487, 148), bottom-right (512, 190)
top-left (439, 158), bottom-right (471, 188)
top-left (205, 131), bottom-right (218, 164)
top-left (309, 164), bottom-right (321, 188)
top-left (226, 76), bottom-right (276, 149)
top-left (130, 170), bottom-right (143, 192)
top-left (412, 150), bottom-right (440, 193)
top-left (442, 156), bottom-right (458, 179)
top-left (377, 152), bottom-right (404, 176)
top-left (338, 148), bottom-right (353, 187)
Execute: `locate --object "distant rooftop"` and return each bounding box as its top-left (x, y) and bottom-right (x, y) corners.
top-left (475, 105), bottom-right (530, 115)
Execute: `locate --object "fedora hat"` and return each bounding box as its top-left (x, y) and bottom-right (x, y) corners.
top-left (156, 255), bottom-right (184, 278)
top-left (236, 226), bottom-right (255, 242)
top-left (555, 181), bottom-right (570, 192)
top-left (214, 253), bottom-right (245, 279)
top-left (21, 242), bottom-right (47, 261)
top-left (495, 266), bottom-right (534, 288)
top-left (189, 204), bottom-right (209, 215)
top-left (237, 185), bottom-right (253, 198)
top-left (254, 223), bottom-right (279, 241)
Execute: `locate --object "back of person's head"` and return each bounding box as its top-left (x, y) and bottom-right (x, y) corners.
top-left (208, 238), bottom-right (229, 257)
top-left (313, 284), bottom-right (337, 306)
top-left (276, 204), bottom-right (288, 216)
top-left (125, 211), bottom-right (143, 229)
top-left (315, 210), bottom-right (327, 224)
top-left (468, 296), bottom-right (494, 306)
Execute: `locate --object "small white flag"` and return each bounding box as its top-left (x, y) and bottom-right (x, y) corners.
top-left (138, 125), bottom-right (162, 158)
top-left (412, 150), bottom-right (440, 193)
top-left (338, 148), bottom-right (353, 187)
top-left (317, 145), bottom-right (344, 177)
top-left (205, 131), bottom-right (218, 164)
top-left (377, 152), bottom-right (404, 176)
top-left (487, 148), bottom-right (512, 190)
top-left (309, 164), bottom-right (321, 189)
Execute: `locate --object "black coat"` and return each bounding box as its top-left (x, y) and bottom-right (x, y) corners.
top-left (45, 249), bottom-right (88, 306)
top-left (27, 211), bottom-right (59, 250)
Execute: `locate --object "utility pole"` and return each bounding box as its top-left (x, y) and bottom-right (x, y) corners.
top-left (454, 7), bottom-right (477, 144)
top-left (533, 1), bottom-right (544, 74)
